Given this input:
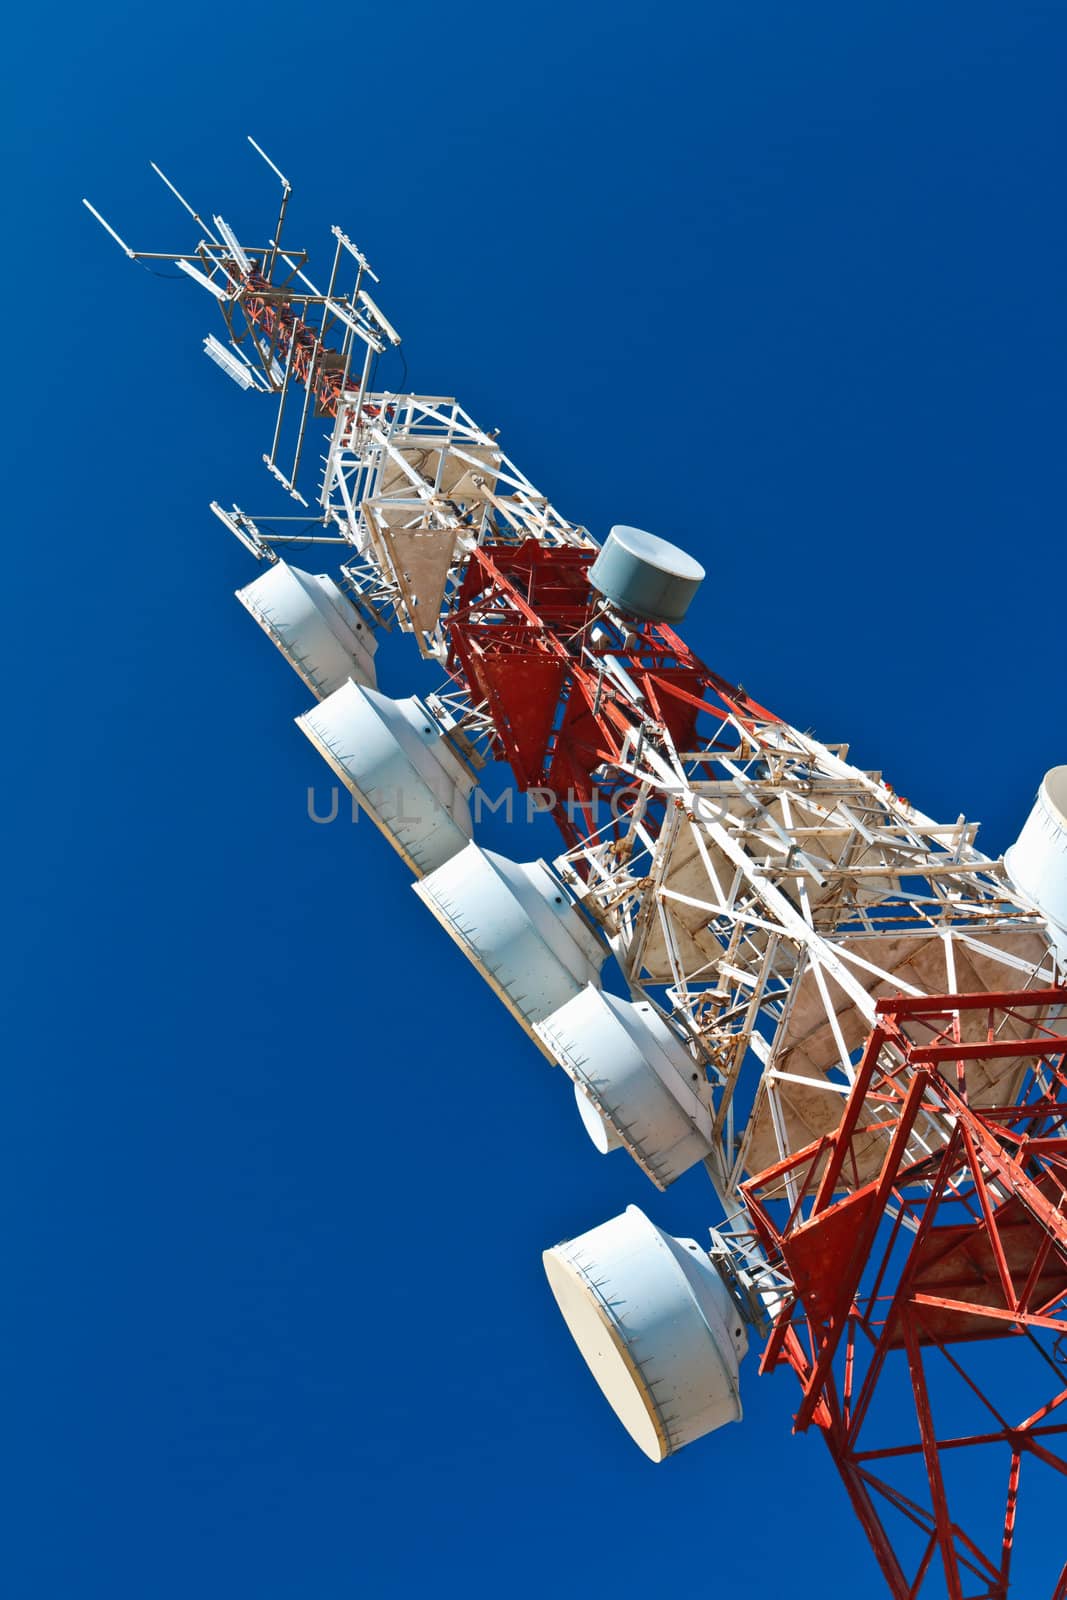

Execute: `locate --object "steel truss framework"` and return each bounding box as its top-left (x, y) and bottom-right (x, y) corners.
top-left (86, 147), bottom-right (1066, 1598)
top-left (556, 714), bottom-right (1058, 1203)
top-left (744, 991), bottom-right (1067, 1600)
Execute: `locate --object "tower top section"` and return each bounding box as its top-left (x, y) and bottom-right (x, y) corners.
top-left (83, 136), bottom-right (399, 503)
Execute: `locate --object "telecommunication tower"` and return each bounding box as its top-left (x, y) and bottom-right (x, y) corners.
top-left (86, 144), bottom-right (1067, 1600)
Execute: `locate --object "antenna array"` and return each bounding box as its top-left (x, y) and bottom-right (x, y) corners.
top-left (86, 145), bottom-right (1067, 1600)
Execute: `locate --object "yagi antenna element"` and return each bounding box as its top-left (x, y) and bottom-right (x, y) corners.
top-left (176, 258), bottom-right (230, 301)
top-left (81, 198), bottom-right (135, 259)
top-left (247, 135), bottom-right (291, 193)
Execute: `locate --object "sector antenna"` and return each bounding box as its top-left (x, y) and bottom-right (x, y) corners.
top-left (85, 146), bottom-right (1067, 1600)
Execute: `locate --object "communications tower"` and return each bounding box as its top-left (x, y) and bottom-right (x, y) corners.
top-left (86, 144), bottom-right (1067, 1599)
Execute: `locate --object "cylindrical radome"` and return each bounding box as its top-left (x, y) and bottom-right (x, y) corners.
top-left (297, 683), bottom-right (476, 876)
top-left (236, 560), bottom-right (377, 699)
top-left (536, 986), bottom-right (714, 1188)
top-left (1005, 766), bottom-right (1067, 966)
top-left (589, 525), bottom-right (705, 624)
top-left (413, 843), bottom-right (608, 1047)
top-left (543, 1205), bottom-right (747, 1462)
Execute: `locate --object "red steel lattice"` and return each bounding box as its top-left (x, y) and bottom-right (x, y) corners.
top-left (743, 989), bottom-right (1067, 1600)
top-left (444, 539), bottom-right (777, 849)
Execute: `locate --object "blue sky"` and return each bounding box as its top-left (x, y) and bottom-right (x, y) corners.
top-left (4, 2), bottom-right (1066, 1596)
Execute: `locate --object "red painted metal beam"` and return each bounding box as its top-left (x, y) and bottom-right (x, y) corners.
top-left (875, 988), bottom-right (1067, 1017)
top-left (746, 989), bottom-right (1067, 1597)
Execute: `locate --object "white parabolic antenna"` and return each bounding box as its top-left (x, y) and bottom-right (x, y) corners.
top-left (236, 561), bottom-right (378, 700)
top-left (413, 843), bottom-right (608, 1044)
top-left (536, 985), bottom-right (714, 1189)
top-left (543, 1205), bottom-right (747, 1462)
top-left (1005, 765), bottom-right (1067, 967)
top-left (297, 683), bottom-right (475, 877)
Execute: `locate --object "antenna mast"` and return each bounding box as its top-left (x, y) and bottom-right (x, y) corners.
top-left (86, 144), bottom-right (1067, 1600)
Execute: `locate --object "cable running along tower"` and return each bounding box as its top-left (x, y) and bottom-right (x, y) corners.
top-left (86, 144), bottom-right (1067, 1600)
